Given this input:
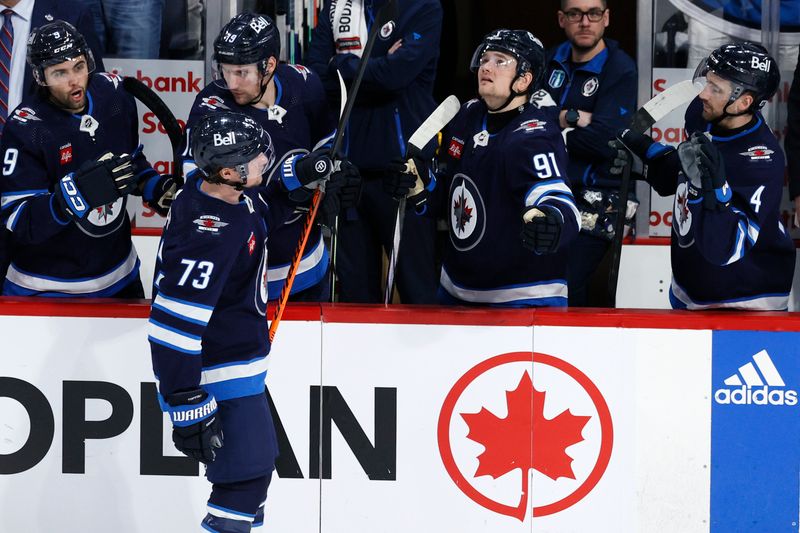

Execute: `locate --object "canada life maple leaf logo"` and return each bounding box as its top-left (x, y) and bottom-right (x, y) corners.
top-left (438, 352), bottom-right (613, 521)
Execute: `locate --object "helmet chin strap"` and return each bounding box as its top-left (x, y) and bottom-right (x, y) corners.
top-left (486, 75), bottom-right (527, 112)
top-left (246, 61), bottom-right (276, 107)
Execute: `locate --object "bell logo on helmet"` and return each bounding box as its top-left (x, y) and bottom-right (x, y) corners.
top-left (249, 17), bottom-right (269, 34)
top-left (751, 56), bottom-right (771, 72)
top-left (213, 132), bottom-right (236, 147)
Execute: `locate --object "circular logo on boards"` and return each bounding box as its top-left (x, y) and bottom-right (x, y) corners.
top-left (437, 352), bottom-right (613, 520)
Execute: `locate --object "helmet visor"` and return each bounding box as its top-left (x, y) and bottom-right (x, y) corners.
top-left (36, 54), bottom-right (95, 87)
top-left (212, 61), bottom-right (263, 89)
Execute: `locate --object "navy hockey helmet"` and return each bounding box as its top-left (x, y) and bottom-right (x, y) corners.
top-left (214, 13), bottom-right (280, 71)
top-left (470, 29), bottom-right (546, 92)
top-left (192, 111), bottom-right (275, 187)
top-left (694, 42), bottom-right (780, 111)
top-left (27, 20), bottom-right (96, 86)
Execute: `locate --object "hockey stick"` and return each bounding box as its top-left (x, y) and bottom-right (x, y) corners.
top-left (607, 79), bottom-right (700, 306)
top-left (383, 95), bottom-right (460, 305)
top-left (122, 77), bottom-right (184, 187)
top-left (328, 71), bottom-right (348, 302)
top-left (269, 0), bottom-right (398, 343)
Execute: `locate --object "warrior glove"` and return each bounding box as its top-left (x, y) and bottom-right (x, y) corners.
top-left (165, 388), bottom-right (223, 465)
top-left (56, 152), bottom-right (135, 220)
top-left (319, 159), bottom-right (361, 228)
top-left (520, 205), bottom-right (563, 255)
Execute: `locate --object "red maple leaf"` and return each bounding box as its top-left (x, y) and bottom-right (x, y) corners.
top-left (461, 372), bottom-right (590, 482)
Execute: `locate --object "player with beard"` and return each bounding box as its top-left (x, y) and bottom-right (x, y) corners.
top-left (183, 13), bottom-right (359, 302)
top-left (611, 43), bottom-right (794, 310)
top-left (0, 20), bottom-right (175, 297)
top-left (543, 0), bottom-right (637, 307)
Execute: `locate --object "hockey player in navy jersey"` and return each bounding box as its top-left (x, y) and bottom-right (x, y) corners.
top-left (387, 30), bottom-right (580, 307)
top-left (149, 111), bottom-right (328, 532)
top-left (0, 21), bottom-right (175, 297)
top-left (612, 42), bottom-right (794, 310)
top-left (183, 13), bottom-right (359, 302)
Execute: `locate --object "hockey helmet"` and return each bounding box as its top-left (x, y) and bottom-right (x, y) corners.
top-left (693, 42), bottom-right (780, 111)
top-left (27, 21), bottom-right (96, 86)
top-left (214, 13), bottom-right (279, 70)
top-left (470, 29), bottom-right (546, 92)
top-left (192, 111), bottom-right (275, 186)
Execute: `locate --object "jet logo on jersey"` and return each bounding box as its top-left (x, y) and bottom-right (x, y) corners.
top-left (193, 215), bottom-right (229, 234)
top-left (548, 70), bottom-right (565, 89)
top-left (213, 132), bottom-right (236, 147)
top-left (380, 21), bottom-right (395, 40)
top-left (514, 119), bottom-right (546, 134)
top-left (59, 144), bottom-right (73, 165)
top-left (448, 137), bottom-right (465, 159)
top-left (288, 64), bottom-right (311, 80)
top-left (99, 72), bottom-right (121, 89)
top-left (449, 173), bottom-right (487, 251)
top-left (11, 107), bottom-right (41, 123)
top-left (715, 349), bottom-right (798, 406)
top-left (582, 77), bottom-right (599, 97)
top-left (740, 145), bottom-right (774, 161)
top-left (200, 97), bottom-right (230, 111)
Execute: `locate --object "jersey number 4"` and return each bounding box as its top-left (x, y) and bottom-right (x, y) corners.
top-left (178, 259), bottom-right (214, 289)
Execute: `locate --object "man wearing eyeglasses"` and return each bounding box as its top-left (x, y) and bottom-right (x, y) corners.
top-left (543, 0), bottom-right (637, 307)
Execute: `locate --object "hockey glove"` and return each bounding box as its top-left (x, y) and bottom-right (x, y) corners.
top-left (694, 133), bottom-right (731, 210)
top-left (295, 149), bottom-right (333, 189)
top-left (165, 388), bottom-right (223, 465)
top-left (520, 205), bottom-right (563, 255)
top-left (141, 174), bottom-right (178, 217)
top-left (384, 152), bottom-right (432, 210)
top-left (55, 152), bottom-right (135, 220)
top-left (333, 159), bottom-right (362, 210)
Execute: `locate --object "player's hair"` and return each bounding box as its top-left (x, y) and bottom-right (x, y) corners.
top-left (560, 0), bottom-right (608, 10)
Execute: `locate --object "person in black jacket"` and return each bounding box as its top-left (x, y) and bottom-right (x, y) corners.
top-left (543, 0), bottom-right (637, 307)
top-left (306, 0), bottom-right (442, 304)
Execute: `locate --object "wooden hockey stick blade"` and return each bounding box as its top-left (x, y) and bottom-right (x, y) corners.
top-left (629, 80), bottom-right (700, 134)
top-left (608, 80), bottom-right (700, 306)
top-left (122, 77), bottom-right (184, 185)
top-left (384, 95), bottom-right (461, 304)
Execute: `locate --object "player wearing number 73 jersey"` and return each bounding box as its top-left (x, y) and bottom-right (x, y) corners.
top-left (430, 30), bottom-right (579, 307)
top-left (613, 43), bottom-right (794, 310)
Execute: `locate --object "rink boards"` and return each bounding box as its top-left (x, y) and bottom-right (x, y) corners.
top-left (0, 302), bottom-right (798, 533)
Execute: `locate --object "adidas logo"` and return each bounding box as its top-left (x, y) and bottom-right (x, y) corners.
top-left (714, 350), bottom-right (797, 406)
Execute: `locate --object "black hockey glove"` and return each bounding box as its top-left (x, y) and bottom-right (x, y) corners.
top-left (294, 148), bottom-right (333, 189)
top-left (333, 159), bottom-right (362, 210)
top-left (694, 133), bottom-right (731, 210)
top-left (165, 388), bottom-right (223, 465)
top-left (141, 174), bottom-right (178, 217)
top-left (56, 152), bottom-right (135, 220)
top-left (384, 152), bottom-right (432, 210)
top-left (520, 205), bottom-right (563, 255)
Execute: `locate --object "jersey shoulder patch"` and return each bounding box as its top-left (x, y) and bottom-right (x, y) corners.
top-left (97, 72), bottom-right (123, 90)
top-left (9, 106), bottom-right (43, 125)
top-left (285, 63), bottom-right (314, 81)
top-left (529, 89), bottom-right (557, 109)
